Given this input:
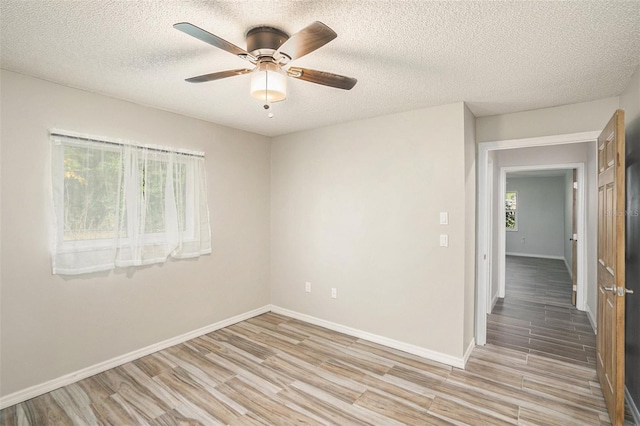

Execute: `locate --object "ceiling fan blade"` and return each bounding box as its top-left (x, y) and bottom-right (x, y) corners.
top-left (287, 67), bottom-right (357, 90)
top-left (185, 68), bottom-right (252, 83)
top-left (174, 22), bottom-right (250, 58)
top-left (276, 21), bottom-right (337, 61)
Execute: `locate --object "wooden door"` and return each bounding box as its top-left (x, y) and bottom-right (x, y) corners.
top-left (572, 169), bottom-right (577, 306)
top-left (596, 109), bottom-right (626, 425)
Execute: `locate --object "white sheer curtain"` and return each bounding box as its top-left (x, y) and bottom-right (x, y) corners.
top-left (51, 131), bottom-right (211, 275)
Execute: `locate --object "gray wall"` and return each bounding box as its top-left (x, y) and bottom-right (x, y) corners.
top-left (621, 65), bottom-right (640, 416)
top-left (505, 176), bottom-right (566, 259)
top-left (0, 70), bottom-right (272, 397)
top-left (270, 102), bottom-right (475, 360)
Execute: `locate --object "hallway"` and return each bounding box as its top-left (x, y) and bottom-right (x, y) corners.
top-left (487, 256), bottom-right (595, 366)
top-left (487, 255), bottom-right (635, 424)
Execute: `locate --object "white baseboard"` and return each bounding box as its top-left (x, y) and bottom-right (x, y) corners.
top-left (626, 386), bottom-right (640, 426)
top-left (586, 302), bottom-right (597, 334)
top-left (0, 305), bottom-right (271, 410)
top-left (505, 252), bottom-right (565, 260)
top-left (1, 304), bottom-right (477, 409)
top-left (463, 338), bottom-right (476, 366)
top-left (270, 305), bottom-right (469, 369)
top-left (491, 292), bottom-right (499, 311)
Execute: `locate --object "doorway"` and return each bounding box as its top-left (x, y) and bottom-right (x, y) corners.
top-left (475, 131), bottom-right (600, 345)
top-left (487, 167), bottom-right (595, 362)
top-left (497, 164), bottom-right (586, 309)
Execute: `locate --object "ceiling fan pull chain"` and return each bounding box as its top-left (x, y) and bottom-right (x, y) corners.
top-left (264, 69), bottom-right (274, 118)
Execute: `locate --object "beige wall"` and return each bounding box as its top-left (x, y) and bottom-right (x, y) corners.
top-left (476, 97), bottom-right (620, 143)
top-left (3, 65), bottom-right (632, 402)
top-left (463, 105), bottom-right (476, 348)
top-left (0, 70), bottom-right (272, 396)
top-left (270, 102), bottom-right (472, 359)
top-left (621, 66), bottom-right (640, 137)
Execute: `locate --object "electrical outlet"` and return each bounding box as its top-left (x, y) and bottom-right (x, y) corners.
top-left (439, 234), bottom-right (448, 247)
top-left (305, 281), bottom-right (311, 293)
top-left (331, 288), bottom-right (337, 299)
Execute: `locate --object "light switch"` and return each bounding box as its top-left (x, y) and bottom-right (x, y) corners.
top-left (440, 234), bottom-right (448, 247)
top-left (439, 212), bottom-right (449, 225)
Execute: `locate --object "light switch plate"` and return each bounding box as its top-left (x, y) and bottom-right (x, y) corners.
top-left (440, 212), bottom-right (448, 225)
top-left (440, 234), bottom-right (448, 247)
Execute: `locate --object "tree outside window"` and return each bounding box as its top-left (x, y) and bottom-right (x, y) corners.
top-left (506, 191), bottom-right (518, 231)
top-left (51, 132), bottom-right (211, 275)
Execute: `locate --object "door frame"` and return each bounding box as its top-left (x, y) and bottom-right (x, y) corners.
top-left (497, 163), bottom-right (585, 306)
top-left (485, 156), bottom-right (494, 313)
top-left (476, 131), bottom-right (600, 345)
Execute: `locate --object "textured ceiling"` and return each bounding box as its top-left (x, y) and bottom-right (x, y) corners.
top-left (1, 1), bottom-right (639, 137)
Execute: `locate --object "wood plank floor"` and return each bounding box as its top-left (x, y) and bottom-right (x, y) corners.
top-left (488, 255), bottom-right (635, 425)
top-left (0, 256), bottom-right (624, 425)
top-left (488, 256), bottom-right (597, 367)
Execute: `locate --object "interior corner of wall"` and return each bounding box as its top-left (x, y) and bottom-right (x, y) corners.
top-left (463, 102), bottom-right (476, 118)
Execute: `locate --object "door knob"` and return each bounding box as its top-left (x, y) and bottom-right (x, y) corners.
top-left (602, 286), bottom-right (616, 293)
top-left (617, 287), bottom-right (634, 296)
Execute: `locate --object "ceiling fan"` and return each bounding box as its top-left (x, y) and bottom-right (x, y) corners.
top-left (174, 21), bottom-right (357, 104)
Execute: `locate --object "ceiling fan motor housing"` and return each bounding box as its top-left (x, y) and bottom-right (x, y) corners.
top-left (246, 27), bottom-right (289, 58)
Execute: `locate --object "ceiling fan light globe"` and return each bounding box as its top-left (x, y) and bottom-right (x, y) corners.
top-left (250, 62), bottom-right (287, 102)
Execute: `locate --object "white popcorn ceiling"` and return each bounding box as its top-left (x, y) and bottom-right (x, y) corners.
top-left (1, 1), bottom-right (639, 137)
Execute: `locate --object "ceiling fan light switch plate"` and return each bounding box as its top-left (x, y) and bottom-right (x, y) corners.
top-left (440, 212), bottom-right (448, 225)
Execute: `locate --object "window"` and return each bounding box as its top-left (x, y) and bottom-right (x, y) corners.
top-left (51, 131), bottom-right (211, 275)
top-left (505, 191), bottom-right (518, 231)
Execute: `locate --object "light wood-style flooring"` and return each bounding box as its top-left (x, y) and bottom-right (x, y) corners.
top-left (0, 256), bottom-right (624, 425)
